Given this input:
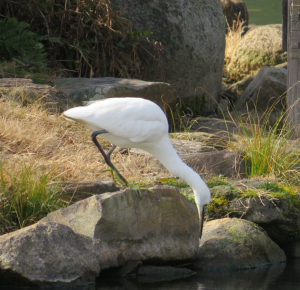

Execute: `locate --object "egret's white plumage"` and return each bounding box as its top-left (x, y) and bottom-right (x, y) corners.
top-left (63, 97), bottom-right (211, 222)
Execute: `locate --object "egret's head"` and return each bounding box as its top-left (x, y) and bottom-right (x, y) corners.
top-left (193, 182), bottom-right (211, 217)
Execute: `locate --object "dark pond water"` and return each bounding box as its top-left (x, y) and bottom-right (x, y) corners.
top-left (92, 260), bottom-right (300, 290)
top-left (243, 0), bottom-right (282, 25)
top-left (2, 260), bottom-right (299, 290)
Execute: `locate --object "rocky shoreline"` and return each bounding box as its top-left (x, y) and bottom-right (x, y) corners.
top-left (1, 176), bottom-right (299, 286)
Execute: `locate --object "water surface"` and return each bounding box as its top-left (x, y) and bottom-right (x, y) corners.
top-left (93, 260), bottom-right (300, 290)
top-left (243, 0), bottom-right (282, 25)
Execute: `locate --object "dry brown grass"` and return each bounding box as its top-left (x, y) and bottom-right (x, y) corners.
top-left (224, 20), bottom-right (244, 80)
top-left (0, 98), bottom-right (168, 186)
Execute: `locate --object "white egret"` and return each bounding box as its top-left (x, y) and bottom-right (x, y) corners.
top-left (62, 97), bottom-right (211, 237)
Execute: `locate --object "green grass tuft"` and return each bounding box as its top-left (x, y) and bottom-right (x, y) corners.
top-left (158, 178), bottom-right (189, 188)
top-left (0, 163), bottom-right (68, 233)
top-left (207, 177), bottom-right (230, 188)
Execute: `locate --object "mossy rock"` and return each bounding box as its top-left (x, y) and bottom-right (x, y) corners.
top-left (228, 25), bottom-right (287, 78)
top-left (205, 183), bottom-right (300, 246)
top-left (196, 218), bottom-right (286, 271)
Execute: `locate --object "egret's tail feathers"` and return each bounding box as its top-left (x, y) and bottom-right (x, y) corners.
top-left (62, 107), bottom-right (101, 131)
top-left (62, 113), bottom-right (76, 122)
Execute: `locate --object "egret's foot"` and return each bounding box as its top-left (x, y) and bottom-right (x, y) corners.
top-left (101, 168), bottom-right (153, 197)
top-left (101, 168), bottom-right (129, 188)
top-left (127, 184), bottom-right (154, 197)
top-left (92, 131), bottom-right (128, 186)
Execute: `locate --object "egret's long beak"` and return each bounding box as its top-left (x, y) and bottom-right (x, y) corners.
top-left (199, 208), bottom-right (205, 239)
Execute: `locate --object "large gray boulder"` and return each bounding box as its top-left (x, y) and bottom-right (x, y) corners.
top-left (0, 222), bottom-right (100, 287)
top-left (54, 77), bottom-right (177, 109)
top-left (228, 25), bottom-right (287, 78)
top-left (109, 0), bottom-right (225, 114)
top-left (40, 186), bottom-right (200, 266)
top-left (235, 66), bottom-right (287, 111)
top-left (196, 218), bottom-right (286, 271)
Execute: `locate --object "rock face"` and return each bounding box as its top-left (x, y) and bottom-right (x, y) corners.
top-left (221, 0), bottom-right (249, 30)
top-left (0, 78), bottom-right (73, 112)
top-left (228, 25), bottom-right (287, 77)
top-left (54, 77), bottom-right (177, 109)
top-left (235, 66), bottom-right (287, 111)
top-left (190, 116), bottom-right (240, 137)
top-left (0, 223), bottom-right (100, 287)
top-left (196, 218), bottom-right (286, 271)
top-left (109, 0), bottom-right (225, 114)
top-left (40, 186), bottom-right (200, 267)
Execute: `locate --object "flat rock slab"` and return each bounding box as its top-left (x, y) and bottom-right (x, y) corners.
top-left (54, 77), bottom-right (177, 109)
top-left (0, 78), bottom-right (73, 112)
top-left (196, 218), bottom-right (286, 271)
top-left (0, 222), bottom-right (100, 287)
top-left (189, 117), bottom-right (244, 139)
top-left (40, 185), bottom-right (200, 269)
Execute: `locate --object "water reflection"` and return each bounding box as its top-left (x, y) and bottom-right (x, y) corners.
top-left (1, 260), bottom-right (300, 290)
top-left (242, 0), bottom-right (282, 25)
top-left (95, 260), bottom-right (300, 290)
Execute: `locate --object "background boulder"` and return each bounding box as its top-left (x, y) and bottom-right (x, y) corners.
top-left (109, 0), bottom-right (225, 114)
top-left (228, 25), bottom-right (287, 78)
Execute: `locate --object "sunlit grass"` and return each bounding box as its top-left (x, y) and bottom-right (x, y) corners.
top-left (0, 97), bottom-right (174, 232)
top-left (227, 103), bottom-right (300, 181)
top-left (0, 163), bottom-right (68, 233)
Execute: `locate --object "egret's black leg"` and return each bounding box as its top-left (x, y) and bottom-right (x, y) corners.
top-left (107, 145), bottom-right (116, 160)
top-left (199, 209), bottom-right (205, 239)
top-left (91, 130), bottom-right (129, 186)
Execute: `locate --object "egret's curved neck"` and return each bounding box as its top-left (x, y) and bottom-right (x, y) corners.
top-left (144, 136), bottom-right (205, 191)
top-left (142, 135), bottom-right (210, 220)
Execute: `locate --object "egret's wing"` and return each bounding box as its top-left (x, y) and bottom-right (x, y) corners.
top-left (63, 98), bottom-right (168, 143)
